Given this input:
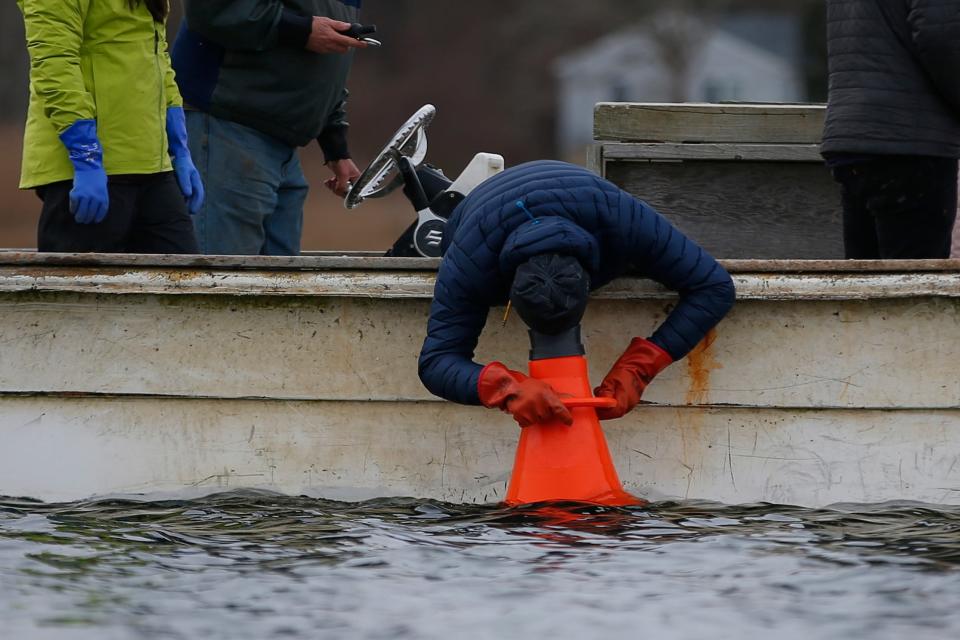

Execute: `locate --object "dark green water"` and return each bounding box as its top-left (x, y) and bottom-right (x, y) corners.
top-left (2, 492), bottom-right (959, 640)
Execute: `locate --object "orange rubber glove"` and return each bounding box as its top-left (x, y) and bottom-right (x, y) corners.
top-left (594, 338), bottom-right (673, 420)
top-left (478, 362), bottom-right (573, 428)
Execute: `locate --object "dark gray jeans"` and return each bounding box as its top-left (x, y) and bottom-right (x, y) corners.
top-left (832, 155), bottom-right (957, 259)
top-left (186, 111), bottom-right (309, 256)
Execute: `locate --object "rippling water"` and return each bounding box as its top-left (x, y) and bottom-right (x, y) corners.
top-left (2, 492), bottom-right (959, 640)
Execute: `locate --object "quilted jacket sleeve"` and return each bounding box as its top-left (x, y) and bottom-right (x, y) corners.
top-left (617, 193), bottom-right (735, 360)
top-left (417, 254), bottom-right (491, 406)
top-left (908, 0), bottom-right (960, 112)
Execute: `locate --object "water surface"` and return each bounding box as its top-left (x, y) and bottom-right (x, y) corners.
top-left (2, 492), bottom-right (959, 639)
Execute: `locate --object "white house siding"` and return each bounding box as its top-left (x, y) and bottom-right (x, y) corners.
top-left (555, 22), bottom-right (804, 158)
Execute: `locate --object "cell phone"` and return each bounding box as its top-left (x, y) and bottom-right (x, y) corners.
top-left (340, 23), bottom-right (381, 46)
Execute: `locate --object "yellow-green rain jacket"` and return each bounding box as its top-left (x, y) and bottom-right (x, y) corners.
top-left (17, 0), bottom-right (182, 189)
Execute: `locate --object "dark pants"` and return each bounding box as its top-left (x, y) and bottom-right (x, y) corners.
top-left (832, 156), bottom-right (957, 259)
top-left (186, 111), bottom-right (308, 255)
top-left (37, 172), bottom-right (199, 254)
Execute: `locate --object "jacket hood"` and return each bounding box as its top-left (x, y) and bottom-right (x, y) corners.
top-left (498, 217), bottom-right (599, 279)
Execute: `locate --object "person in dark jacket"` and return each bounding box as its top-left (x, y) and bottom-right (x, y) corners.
top-left (822, 0), bottom-right (960, 259)
top-left (418, 161), bottom-right (736, 428)
top-left (171, 0), bottom-right (366, 255)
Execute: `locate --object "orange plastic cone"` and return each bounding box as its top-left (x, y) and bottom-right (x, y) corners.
top-left (504, 355), bottom-right (644, 507)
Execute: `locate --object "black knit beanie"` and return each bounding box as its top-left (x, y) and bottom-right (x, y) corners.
top-left (509, 253), bottom-right (590, 335)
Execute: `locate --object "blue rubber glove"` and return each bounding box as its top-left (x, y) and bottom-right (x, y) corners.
top-left (166, 106), bottom-right (204, 215)
top-left (59, 120), bottom-right (109, 224)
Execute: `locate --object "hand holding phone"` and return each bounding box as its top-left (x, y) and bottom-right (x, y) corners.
top-left (339, 22), bottom-right (381, 46)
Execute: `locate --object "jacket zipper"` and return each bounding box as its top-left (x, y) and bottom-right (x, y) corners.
top-left (155, 26), bottom-right (165, 168)
top-left (516, 200), bottom-right (540, 225)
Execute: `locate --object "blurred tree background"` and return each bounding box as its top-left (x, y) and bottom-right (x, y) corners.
top-left (0, 0), bottom-right (826, 251)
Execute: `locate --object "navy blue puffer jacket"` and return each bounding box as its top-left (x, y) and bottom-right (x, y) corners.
top-left (418, 160), bottom-right (736, 405)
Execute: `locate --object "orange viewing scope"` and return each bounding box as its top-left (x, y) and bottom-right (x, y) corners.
top-left (504, 349), bottom-right (644, 507)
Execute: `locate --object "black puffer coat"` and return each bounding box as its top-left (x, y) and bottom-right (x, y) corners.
top-left (822, 0), bottom-right (960, 158)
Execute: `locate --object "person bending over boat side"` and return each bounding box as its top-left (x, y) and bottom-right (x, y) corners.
top-left (17, 0), bottom-right (202, 254)
top-left (417, 160), bottom-right (736, 427)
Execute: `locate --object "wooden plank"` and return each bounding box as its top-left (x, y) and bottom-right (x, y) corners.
top-left (1, 266), bottom-right (958, 299)
top-left (601, 272), bottom-right (960, 300)
top-left (601, 142), bottom-right (823, 162)
top-left (0, 251), bottom-right (957, 274)
top-left (606, 159), bottom-right (843, 259)
top-left (0, 251), bottom-right (440, 271)
top-left (723, 259), bottom-right (960, 273)
top-left (0, 268), bottom-right (439, 298)
top-left (594, 103), bottom-right (826, 144)
top-left (585, 143), bottom-right (604, 175)
top-left (301, 250), bottom-right (385, 257)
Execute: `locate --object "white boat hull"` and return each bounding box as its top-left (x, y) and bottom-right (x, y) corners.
top-left (1, 254), bottom-right (958, 506)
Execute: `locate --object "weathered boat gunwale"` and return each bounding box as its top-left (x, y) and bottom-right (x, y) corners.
top-left (0, 253), bottom-right (958, 301)
top-left (2, 251), bottom-right (959, 272)
top-left (0, 250), bottom-right (439, 272)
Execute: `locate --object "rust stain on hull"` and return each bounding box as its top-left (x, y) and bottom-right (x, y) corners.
top-left (670, 328), bottom-right (724, 496)
top-left (685, 328), bottom-right (722, 406)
